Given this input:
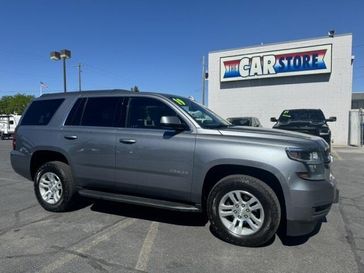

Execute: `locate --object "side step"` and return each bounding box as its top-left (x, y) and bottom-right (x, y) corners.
top-left (78, 189), bottom-right (201, 213)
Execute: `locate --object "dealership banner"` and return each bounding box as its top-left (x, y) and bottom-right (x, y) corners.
top-left (220, 44), bottom-right (332, 82)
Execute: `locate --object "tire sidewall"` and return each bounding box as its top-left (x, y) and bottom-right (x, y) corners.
top-left (34, 162), bottom-right (72, 211)
top-left (208, 175), bottom-right (280, 246)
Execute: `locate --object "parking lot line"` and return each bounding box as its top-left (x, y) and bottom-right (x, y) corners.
top-left (135, 221), bottom-right (159, 271)
top-left (39, 218), bottom-right (136, 273)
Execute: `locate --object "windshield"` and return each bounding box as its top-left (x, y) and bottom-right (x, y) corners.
top-left (168, 96), bottom-right (230, 129)
top-left (278, 110), bottom-right (325, 123)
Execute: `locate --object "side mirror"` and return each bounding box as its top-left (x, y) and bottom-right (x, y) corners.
top-left (270, 117), bottom-right (278, 122)
top-left (160, 116), bottom-right (188, 131)
top-left (326, 116), bottom-right (337, 122)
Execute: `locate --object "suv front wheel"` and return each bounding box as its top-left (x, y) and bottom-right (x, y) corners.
top-left (34, 161), bottom-right (77, 212)
top-left (207, 175), bottom-right (281, 247)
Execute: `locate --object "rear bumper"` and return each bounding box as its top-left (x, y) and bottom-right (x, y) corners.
top-left (10, 150), bottom-right (32, 181)
top-left (286, 173), bottom-right (338, 236)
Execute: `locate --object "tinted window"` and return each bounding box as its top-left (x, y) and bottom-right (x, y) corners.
top-left (21, 99), bottom-right (64, 126)
top-left (228, 118), bottom-right (252, 126)
top-left (81, 97), bottom-right (121, 127)
top-left (127, 97), bottom-right (181, 129)
top-left (65, 98), bottom-right (86, 126)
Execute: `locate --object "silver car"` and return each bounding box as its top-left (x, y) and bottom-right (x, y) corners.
top-left (11, 90), bottom-right (338, 247)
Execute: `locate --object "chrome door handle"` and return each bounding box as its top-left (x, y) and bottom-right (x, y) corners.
top-left (119, 139), bottom-right (136, 144)
top-left (64, 135), bottom-right (78, 140)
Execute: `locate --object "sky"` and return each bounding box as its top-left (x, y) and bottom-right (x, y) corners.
top-left (0, 0), bottom-right (363, 101)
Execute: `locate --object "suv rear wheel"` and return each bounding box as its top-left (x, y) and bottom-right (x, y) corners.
top-left (207, 175), bottom-right (281, 247)
top-left (34, 161), bottom-right (77, 212)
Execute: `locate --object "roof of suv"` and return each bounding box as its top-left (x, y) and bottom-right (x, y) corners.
top-left (38, 89), bottom-right (179, 100)
top-left (282, 109), bottom-right (322, 112)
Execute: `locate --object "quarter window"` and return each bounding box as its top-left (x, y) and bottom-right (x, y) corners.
top-left (21, 99), bottom-right (64, 126)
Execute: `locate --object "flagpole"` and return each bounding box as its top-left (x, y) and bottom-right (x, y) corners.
top-left (40, 84), bottom-right (43, 96)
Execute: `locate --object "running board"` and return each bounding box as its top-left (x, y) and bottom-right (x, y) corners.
top-left (78, 189), bottom-right (201, 212)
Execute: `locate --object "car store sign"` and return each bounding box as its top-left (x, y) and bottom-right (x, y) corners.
top-left (220, 44), bottom-right (332, 82)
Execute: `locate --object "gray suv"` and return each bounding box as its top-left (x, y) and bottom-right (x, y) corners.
top-left (11, 90), bottom-right (338, 247)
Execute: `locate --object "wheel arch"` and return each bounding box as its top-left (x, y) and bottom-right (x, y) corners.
top-left (202, 164), bottom-right (286, 222)
top-left (30, 149), bottom-right (70, 180)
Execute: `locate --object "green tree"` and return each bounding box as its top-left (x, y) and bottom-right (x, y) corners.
top-left (0, 93), bottom-right (34, 115)
top-left (131, 86), bottom-right (140, 92)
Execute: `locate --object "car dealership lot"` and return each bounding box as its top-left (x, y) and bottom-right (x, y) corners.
top-left (0, 141), bottom-right (362, 273)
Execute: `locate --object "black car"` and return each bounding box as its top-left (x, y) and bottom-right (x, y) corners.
top-left (227, 117), bottom-right (262, 127)
top-left (271, 109), bottom-right (336, 146)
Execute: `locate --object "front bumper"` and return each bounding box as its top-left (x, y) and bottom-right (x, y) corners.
top-left (286, 173), bottom-right (338, 236)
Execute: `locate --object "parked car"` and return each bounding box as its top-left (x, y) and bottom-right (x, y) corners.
top-left (227, 117), bottom-right (262, 127)
top-left (11, 91), bottom-right (338, 247)
top-left (0, 114), bottom-right (21, 140)
top-left (271, 109), bottom-right (336, 147)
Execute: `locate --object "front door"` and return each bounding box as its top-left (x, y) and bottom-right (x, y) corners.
top-left (115, 97), bottom-right (196, 202)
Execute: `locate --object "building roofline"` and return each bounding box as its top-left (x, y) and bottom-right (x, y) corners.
top-left (208, 33), bottom-right (353, 54)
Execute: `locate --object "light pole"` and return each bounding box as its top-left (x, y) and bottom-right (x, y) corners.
top-left (50, 49), bottom-right (71, 93)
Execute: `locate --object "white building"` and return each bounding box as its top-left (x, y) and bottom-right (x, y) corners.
top-left (208, 34), bottom-right (353, 145)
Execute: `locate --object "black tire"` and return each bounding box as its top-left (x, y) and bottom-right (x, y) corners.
top-left (34, 161), bottom-right (77, 212)
top-left (207, 175), bottom-right (281, 247)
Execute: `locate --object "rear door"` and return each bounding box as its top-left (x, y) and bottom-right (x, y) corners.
top-left (62, 96), bottom-right (123, 189)
top-left (114, 96), bottom-right (196, 202)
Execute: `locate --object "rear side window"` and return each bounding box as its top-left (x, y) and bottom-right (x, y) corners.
top-left (81, 97), bottom-right (121, 127)
top-left (21, 99), bottom-right (64, 126)
top-left (65, 98), bottom-right (86, 126)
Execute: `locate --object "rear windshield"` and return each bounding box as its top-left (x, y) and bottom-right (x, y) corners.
top-left (278, 110), bottom-right (325, 123)
top-left (21, 99), bottom-right (64, 126)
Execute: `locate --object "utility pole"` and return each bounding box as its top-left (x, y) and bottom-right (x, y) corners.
top-left (63, 58), bottom-right (67, 93)
top-left (77, 63), bottom-right (82, 92)
top-left (201, 56), bottom-right (206, 105)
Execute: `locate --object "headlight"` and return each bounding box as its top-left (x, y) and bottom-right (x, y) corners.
top-left (319, 128), bottom-right (330, 135)
top-left (286, 149), bottom-right (321, 163)
top-left (286, 148), bottom-right (325, 180)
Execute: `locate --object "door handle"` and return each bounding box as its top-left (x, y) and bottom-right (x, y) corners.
top-left (64, 135), bottom-right (78, 140)
top-left (119, 139), bottom-right (136, 144)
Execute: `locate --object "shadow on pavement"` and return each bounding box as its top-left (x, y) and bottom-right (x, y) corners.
top-left (86, 198), bottom-right (325, 247)
top-left (90, 199), bottom-right (208, 227)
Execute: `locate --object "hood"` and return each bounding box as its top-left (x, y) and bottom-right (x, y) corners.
top-left (273, 120), bottom-right (326, 129)
top-left (216, 126), bottom-right (326, 150)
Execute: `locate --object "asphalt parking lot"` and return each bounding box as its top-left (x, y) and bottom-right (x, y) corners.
top-left (0, 140), bottom-right (363, 273)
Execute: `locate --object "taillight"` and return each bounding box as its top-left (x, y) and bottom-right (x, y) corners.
top-left (12, 135), bottom-right (16, 150)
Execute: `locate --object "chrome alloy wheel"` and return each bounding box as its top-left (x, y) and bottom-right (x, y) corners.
top-left (218, 190), bottom-right (265, 236)
top-left (38, 172), bottom-right (63, 204)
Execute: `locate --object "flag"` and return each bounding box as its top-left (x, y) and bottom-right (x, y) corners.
top-left (40, 81), bottom-right (48, 88)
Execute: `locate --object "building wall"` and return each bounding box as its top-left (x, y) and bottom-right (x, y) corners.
top-left (208, 34), bottom-right (353, 145)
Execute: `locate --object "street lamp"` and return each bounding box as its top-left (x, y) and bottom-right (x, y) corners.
top-left (50, 49), bottom-right (71, 92)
